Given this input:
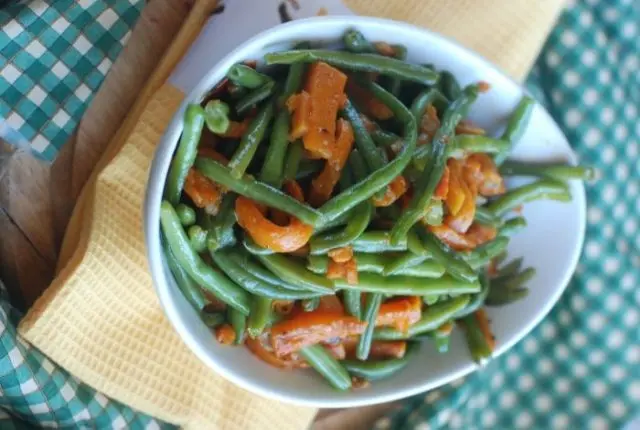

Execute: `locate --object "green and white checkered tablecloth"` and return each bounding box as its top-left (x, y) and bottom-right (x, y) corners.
top-left (0, 0), bottom-right (142, 161)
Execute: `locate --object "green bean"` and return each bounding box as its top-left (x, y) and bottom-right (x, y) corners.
top-left (496, 257), bottom-right (523, 278)
top-left (448, 135), bottom-right (510, 159)
top-left (335, 274), bottom-right (479, 296)
top-left (357, 293), bottom-right (383, 360)
top-left (423, 295), bottom-right (439, 306)
top-left (343, 290), bottom-right (362, 320)
top-left (499, 160), bottom-right (595, 181)
top-left (235, 81), bottom-right (277, 114)
top-left (389, 44), bottom-right (407, 96)
top-left (188, 225), bottom-right (207, 253)
top-left (260, 56), bottom-right (306, 186)
top-left (282, 140), bottom-right (304, 181)
top-left (302, 297), bottom-right (320, 312)
top-left (228, 307), bottom-right (246, 344)
top-left (195, 157), bottom-right (321, 226)
top-left (163, 238), bottom-right (210, 313)
top-left (374, 295), bottom-right (471, 340)
top-left (295, 158), bottom-right (324, 180)
top-left (165, 104), bottom-right (205, 205)
top-left (307, 253), bottom-right (445, 278)
top-left (342, 99), bottom-right (386, 178)
top-left (242, 236), bottom-right (274, 255)
top-left (410, 88), bottom-right (447, 123)
top-left (348, 149), bottom-right (368, 180)
top-left (495, 95), bottom-right (535, 165)
top-left (299, 345), bottom-right (352, 391)
top-left (414, 229), bottom-right (477, 282)
top-left (212, 250), bottom-right (322, 300)
top-left (486, 286), bottom-right (529, 306)
top-left (203, 100), bottom-right (230, 134)
top-left (317, 80), bottom-right (417, 226)
top-left (343, 29), bottom-right (375, 53)
top-left (439, 71), bottom-right (462, 101)
top-left (454, 272), bottom-right (490, 318)
top-left (461, 314), bottom-right (492, 363)
top-left (175, 203), bottom-right (196, 227)
top-left (493, 267), bottom-right (536, 290)
top-left (343, 342), bottom-right (418, 381)
top-left (352, 231), bottom-right (407, 253)
top-left (256, 253), bottom-right (335, 294)
top-left (474, 206), bottom-right (501, 227)
top-left (464, 237), bottom-right (510, 270)
top-left (227, 64), bottom-right (272, 89)
top-left (204, 194), bottom-right (237, 251)
top-left (160, 201), bottom-right (250, 314)
top-left (499, 216), bottom-right (527, 236)
top-left (265, 50), bottom-right (438, 85)
top-left (370, 127), bottom-right (401, 148)
top-left (383, 252), bottom-right (427, 276)
top-left (228, 101), bottom-right (275, 178)
top-left (486, 179), bottom-right (571, 217)
top-left (247, 296), bottom-right (272, 338)
top-left (393, 83), bottom-right (482, 243)
top-left (309, 202), bottom-right (372, 255)
top-left (202, 312), bottom-right (225, 328)
top-left (423, 200), bottom-right (444, 226)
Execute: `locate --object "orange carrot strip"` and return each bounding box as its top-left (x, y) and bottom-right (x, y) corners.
top-left (433, 165), bottom-right (450, 200)
top-left (328, 246), bottom-right (354, 263)
top-left (347, 80), bottom-right (393, 120)
top-left (372, 175), bottom-right (408, 207)
top-left (235, 196), bottom-right (313, 253)
top-left (326, 259), bottom-right (346, 280)
top-left (215, 324), bottom-right (236, 345)
top-left (270, 311), bottom-right (367, 356)
top-left (376, 296), bottom-right (422, 333)
top-left (183, 169), bottom-right (223, 213)
top-left (475, 309), bottom-right (496, 351)
top-left (344, 257), bottom-right (358, 285)
top-left (287, 92), bottom-right (311, 140)
top-left (197, 147), bottom-right (229, 164)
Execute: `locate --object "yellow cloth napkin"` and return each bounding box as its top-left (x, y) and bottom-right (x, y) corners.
top-left (19, 1), bottom-right (565, 429)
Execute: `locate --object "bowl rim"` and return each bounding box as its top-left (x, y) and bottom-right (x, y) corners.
top-left (144, 15), bottom-right (586, 408)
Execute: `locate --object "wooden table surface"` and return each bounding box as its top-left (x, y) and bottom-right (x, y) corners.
top-left (0, 1), bottom-right (389, 427)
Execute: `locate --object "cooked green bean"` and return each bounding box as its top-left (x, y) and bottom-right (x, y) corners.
top-left (448, 135), bottom-right (510, 159)
top-left (496, 257), bottom-right (523, 278)
top-left (389, 44), bottom-right (407, 96)
top-left (265, 50), bottom-right (438, 85)
top-left (464, 237), bottom-right (510, 270)
top-left (302, 297), bottom-right (320, 312)
top-left (454, 272), bottom-right (491, 318)
top-left (474, 206), bottom-right (502, 227)
top-left (357, 293), bottom-right (382, 360)
top-left (342, 99), bottom-right (386, 178)
top-left (343, 342), bottom-right (418, 381)
top-left (160, 201), bottom-right (250, 314)
top-left (194, 157), bottom-right (322, 226)
top-left (486, 179), bottom-right (571, 217)
top-left (175, 203), bottom-right (196, 227)
top-left (204, 194), bottom-right (237, 251)
top-left (499, 216), bottom-right (527, 236)
top-left (204, 100), bottom-right (230, 134)
top-left (335, 273), bottom-right (480, 296)
top-left (202, 312), bottom-right (225, 328)
top-left (242, 236), bottom-right (274, 255)
top-left (410, 87), bottom-right (447, 123)
top-left (256, 253), bottom-right (335, 294)
top-left (309, 202), bottom-right (372, 255)
top-left (343, 290), bottom-right (362, 320)
top-left (235, 81), bottom-right (276, 114)
top-left (163, 238), bottom-right (210, 313)
top-left (227, 64), bottom-right (272, 89)
top-left (393, 83), bottom-right (482, 243)
top-left (500, 160), bottom-right (595, 181)
top-left (307, 253), bottom-right (445, 278)
top-left (188, 225), bottom-right (207, 253)
top-left (414, 229), bottom-right (477, 282)
top-left (343, 29), bottom-right (375, 53)
top-left (318, 81), bottom-right (417, 225)
top-left (247, 296), bottom-right (272, 338)
top-left (439, 70), bottom-right (462, 101)
top-left (299, 345), bottom-right (352, 391)
top-left (495, 95), bottom-right (535, 165)
top-left (434, 334), bottom-right (451, 353)
top-left (352, 231), bottom-right (408, 253)
top-left (486, 286), bottom-right (529, 306)
top-left (283, 140), bottom-right (304, 181)
top-left (228, 306), bottom-right (246, 344)
top-left (423, 200), bottom-right (444, 226)
top-left (211, 249), bottom-right (321, 300)
top-left (461, 314), bottom-right (492, 362)
top-left (493, 267), bottom-right (536, 291)
top-left (165, 104), bottom-right (205, 205)
top-left (374, 295), bottom-right (471, 340)
top-left (228, 101), bottom-right (275, 178)
top-left (383, 252), bottom-right (427, 276)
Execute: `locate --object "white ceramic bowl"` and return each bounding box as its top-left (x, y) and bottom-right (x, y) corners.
top-left (144, 16), bottom-right (586, 408)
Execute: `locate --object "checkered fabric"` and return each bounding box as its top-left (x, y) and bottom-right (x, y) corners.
top-left (0, 0), bottom-right (143, 161)
top-left (0, 279), bottom-right (174, 428)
